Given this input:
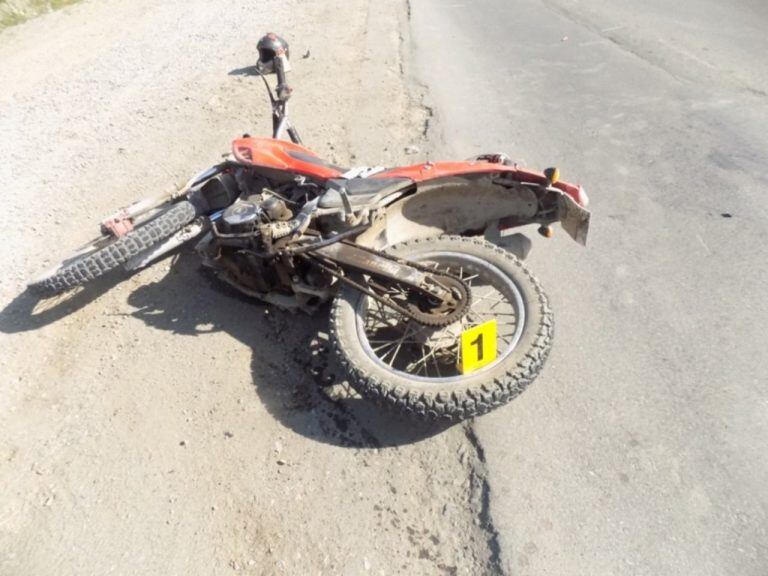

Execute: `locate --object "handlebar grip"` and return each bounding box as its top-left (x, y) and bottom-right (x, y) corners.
top-left (274, 55), bottom-right (292, 101)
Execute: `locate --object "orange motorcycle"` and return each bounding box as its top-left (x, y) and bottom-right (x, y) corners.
top-left (30, 33), bottom-right (591, 421)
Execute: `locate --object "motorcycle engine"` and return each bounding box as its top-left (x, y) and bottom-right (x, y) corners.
top-left (221, 199), bottom-right (264, 232)
top-left (219, 193), bottom-right (293, 234)
top-left (205, 186), bottom-right (332, 307)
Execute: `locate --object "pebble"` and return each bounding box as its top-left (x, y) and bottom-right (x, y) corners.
top-left (404, 144), bottom-right (420, 155)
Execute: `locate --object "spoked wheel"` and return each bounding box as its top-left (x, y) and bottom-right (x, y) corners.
top-left (28, 200), bottom-right (198, 296)
top-left (330, 235), bottom-right (553, 421)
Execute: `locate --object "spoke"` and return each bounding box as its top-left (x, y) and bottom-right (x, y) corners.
top-left (488, 297), bottom-right (508, 311)
top-left (422, 346), bottom-right (430, 377)
top-left (408, 350), bottom-right (430, 374)
top-left (471, 292), bottom-right (503, 305)
top-left (432, 354), bottom-right (442, 377)
top-left (380, 343), bottom-right (400, 364)
top-left (365, 309), bottom-right (387, 328)
top-left (477, 311), bottom-right (517, 316)
top-left (420, 345), bottom-right (430, 376)
top-left (372, 340), bottom-right (399, 353)
top-left (475, 287), bottom-right (499, 301)
top-left (466, 311), bottom-right (487, 323)
top-left (466, 310), bottom-right (481, 320)
top-left (371, 340), bottom-right (398, 356)
top-left (388, 323), bottom-right (415, 365)
top-left (360, 253), bottom-right (521, 379)
top-left (472, 305), bottom-right (508, 315)
top-left (375, 321), bottom-right (416, 366)
top-left (387, 339), bottom-right (405, 367)
top-left (406, 344), bottom-right (429, 376)
top-left (372, 299), bottom-right (396, 322)
top-left (366, 297), bottom-right (407, 331)
top-left (409, 343), bottom-right (443, 375)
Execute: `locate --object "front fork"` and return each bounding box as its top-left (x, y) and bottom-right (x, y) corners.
top-left (271, 53), bottom-right (303, 144)
top-left (100, 190), bottom-right (175, 237)
top-left (99, 164), bottom-right (228, 237)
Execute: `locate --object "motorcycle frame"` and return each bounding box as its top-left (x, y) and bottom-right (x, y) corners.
top-left (116, 48), bottom-right (590, 290)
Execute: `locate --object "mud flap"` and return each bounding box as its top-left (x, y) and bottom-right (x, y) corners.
top-left (558, 194), bottom-right (591, 246)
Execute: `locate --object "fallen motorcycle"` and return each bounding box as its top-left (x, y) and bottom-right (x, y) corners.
top-left (29, 33), bottom-right (591, 421)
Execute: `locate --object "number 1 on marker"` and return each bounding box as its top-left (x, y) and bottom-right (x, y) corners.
top-left (459, 319), bottom-right (497, 374)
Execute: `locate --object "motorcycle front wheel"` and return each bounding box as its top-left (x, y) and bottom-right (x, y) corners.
top-left (28, 200), bottom-right (197, 296)
top-left (330, 235), bottom-right (553, 421)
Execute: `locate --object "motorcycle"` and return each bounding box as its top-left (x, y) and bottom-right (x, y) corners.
top-left (29, 33), bottom-right (591, 421)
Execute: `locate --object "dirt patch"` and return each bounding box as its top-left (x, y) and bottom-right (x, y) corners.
top-left (0, 0), bottom-right (498, 574)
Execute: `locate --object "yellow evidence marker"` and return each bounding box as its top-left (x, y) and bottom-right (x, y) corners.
top-left (459, 319), bottom-right (498, 374)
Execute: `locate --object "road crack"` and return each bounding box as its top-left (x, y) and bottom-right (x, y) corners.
top-left (464, 423), bottom-right (506, 575)
top-left (397, 0), bottom-right (433, 143)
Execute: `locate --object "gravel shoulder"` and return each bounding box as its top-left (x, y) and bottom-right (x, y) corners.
top-left (0, 1), bottom-right (500, 574)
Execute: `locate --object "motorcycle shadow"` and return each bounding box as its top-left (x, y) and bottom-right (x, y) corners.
top-left (0, 255), bottom-right (453, 447)
top-left (0, 273), bottom-right (124, 334)
top-left (121, 252), bottom-right (455, 449)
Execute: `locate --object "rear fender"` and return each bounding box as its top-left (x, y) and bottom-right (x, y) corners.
top-left (356, 173), bottom-right (539, 253)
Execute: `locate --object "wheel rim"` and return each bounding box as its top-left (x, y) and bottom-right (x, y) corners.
top-left (354, 250), bottom-right (526, 384)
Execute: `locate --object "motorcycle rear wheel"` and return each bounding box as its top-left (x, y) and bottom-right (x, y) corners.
top-left (330, 235), bottom-right (553, 421)
top-left (28, 200), bottom-right (197, 296)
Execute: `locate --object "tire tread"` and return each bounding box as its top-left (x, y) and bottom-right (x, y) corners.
top-left (329, 235), bottom-right (554, 421)
top-left (30, 201), bottom-right (197, 295)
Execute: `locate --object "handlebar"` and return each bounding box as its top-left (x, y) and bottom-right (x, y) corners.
top-left (268, 54), bottom-right (302, 145)
top-left (274, 55), bottom-right (291, 102)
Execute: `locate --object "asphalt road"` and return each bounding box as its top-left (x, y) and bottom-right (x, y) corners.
top-left (409, 0), bottom-right (768, 574)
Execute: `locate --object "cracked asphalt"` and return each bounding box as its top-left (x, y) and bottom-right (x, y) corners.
top-left (409, 0), bottom-right (768, 574)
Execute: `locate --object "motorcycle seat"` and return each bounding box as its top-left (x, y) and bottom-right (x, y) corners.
top-left (318, 177), bottom-right (412, 209)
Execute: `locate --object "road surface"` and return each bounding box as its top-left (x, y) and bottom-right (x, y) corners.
top-left (0, 1), bottom-right (499, 574)
top-left (2, 0), bottom-right (767, 574)
top-left (409, 0), bottom-right (768, 574)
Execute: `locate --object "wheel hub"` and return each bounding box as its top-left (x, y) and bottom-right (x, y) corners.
top-left (404, 274), bottom-right (471, 327)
